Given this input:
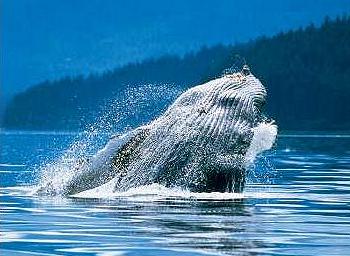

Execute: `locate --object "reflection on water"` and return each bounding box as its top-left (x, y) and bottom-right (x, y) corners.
top-left (1, 132), bottom-right (350, 256)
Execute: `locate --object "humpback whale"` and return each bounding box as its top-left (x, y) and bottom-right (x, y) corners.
top-left (38, 67), bottom-right (277, 196)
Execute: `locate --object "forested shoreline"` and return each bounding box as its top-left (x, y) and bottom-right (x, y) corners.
top-left (2, 16), bottom-right (350, 131)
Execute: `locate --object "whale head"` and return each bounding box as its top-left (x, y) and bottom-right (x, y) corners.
top-left (166, 70), bottom-right (268, 140)
top-left (212, 72), bottom-right (267, 123)
top-left (146, 70), bottom-right (273, 192)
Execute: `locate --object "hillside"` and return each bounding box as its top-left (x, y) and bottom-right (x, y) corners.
top-left (2, 16), bottom-right (350, 131)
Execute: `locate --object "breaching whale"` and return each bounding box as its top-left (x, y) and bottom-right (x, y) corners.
top-left (38, 66), bottom-right (277, 196)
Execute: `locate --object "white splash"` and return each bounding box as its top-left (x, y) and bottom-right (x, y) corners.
top-left (35, 84), bottom-right (179, 195)
top-left (245, 122), bottom-right (278, 167)
top-left (71, 183), bottom-right (279, 201)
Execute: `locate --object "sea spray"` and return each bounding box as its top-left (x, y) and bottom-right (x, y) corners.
top-left (245, 122), bottom-right (277, 166)
top-left (245, 122), bottom-right (278, 186)
top-left (35, 84), bottom-right (180, 195)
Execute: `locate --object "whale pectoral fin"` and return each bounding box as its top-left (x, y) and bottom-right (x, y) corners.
top-left (111, 127), bottom-right (150, 173)
top-left (57, 126), bottom-right (151, 196)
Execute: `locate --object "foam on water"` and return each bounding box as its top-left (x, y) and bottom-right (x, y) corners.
top-left (3, 184), bottom-right (280, 202)
top-left (71, 183), bottom-right (283, 201)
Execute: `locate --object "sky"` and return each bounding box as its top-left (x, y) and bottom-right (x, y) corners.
top-left (1, 0), bottom-right (350, 99)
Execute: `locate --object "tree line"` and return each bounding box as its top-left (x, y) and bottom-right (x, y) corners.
top-left (2, 15), bottom-right (350, 131)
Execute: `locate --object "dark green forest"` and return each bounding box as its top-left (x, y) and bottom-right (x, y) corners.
top-left (2, 16), bottom-right (350, 131)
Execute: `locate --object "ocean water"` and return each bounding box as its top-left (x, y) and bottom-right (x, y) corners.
top-left (1, 131), bottom-right (350, 256)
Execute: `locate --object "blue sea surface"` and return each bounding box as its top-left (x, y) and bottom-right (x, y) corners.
top-left (1, 131), bottom-right (350, 255)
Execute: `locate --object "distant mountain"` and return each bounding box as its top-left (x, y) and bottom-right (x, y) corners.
top-left (2, 16), bottom-right (350, 131)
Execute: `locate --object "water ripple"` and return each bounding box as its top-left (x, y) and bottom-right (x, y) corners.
top-left (1, 135), bottom-right (350, 255)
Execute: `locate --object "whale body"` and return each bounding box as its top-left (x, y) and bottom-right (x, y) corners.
top-left (38, 70), bottom-right (277, 196)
